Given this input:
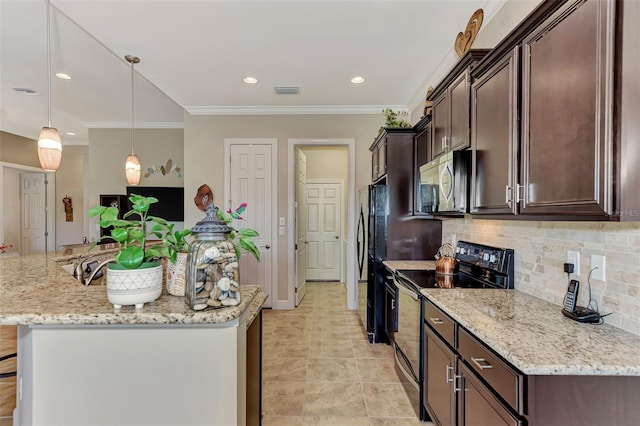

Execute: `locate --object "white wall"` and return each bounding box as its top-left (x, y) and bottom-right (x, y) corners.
top-left (2, 167), bottom-right (21, 254)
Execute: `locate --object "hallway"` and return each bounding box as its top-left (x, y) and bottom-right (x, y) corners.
top-left (261, 282), bottom-right (431, 425)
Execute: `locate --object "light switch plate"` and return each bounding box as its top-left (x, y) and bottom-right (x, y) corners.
top-left (591, 254), bottom-right (606, 281)
top-left (279, 217), bottom-right (285, 226)
top-left (279, 226), bottom-right (285, 236)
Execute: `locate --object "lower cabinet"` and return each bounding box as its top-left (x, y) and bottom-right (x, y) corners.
top-left (384, 279), bottom-right (396, 344)
top-left (424, 326), bottom-right (456, 426)
top-left (246, 310), bottom-right (262, 426)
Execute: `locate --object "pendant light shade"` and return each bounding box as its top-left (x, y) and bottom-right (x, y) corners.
top-left (125, 54), bottom-right (141, 185)
top-left (38, 126), bottom-right (62, 172)
top-left (38, 0), bottom-right (62, 171)
top-left (125, 153), bottom-right (141, 185)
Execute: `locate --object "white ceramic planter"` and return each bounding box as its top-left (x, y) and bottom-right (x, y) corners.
top-left (166, 252), bottom-right (187, 296)
top-left (106, 262), bottom-right (163, 309)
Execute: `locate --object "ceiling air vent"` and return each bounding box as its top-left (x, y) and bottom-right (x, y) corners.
top-left (274, 86), bottom-right (299, 95)
top-left (13, 87), bottom-right (38, 95)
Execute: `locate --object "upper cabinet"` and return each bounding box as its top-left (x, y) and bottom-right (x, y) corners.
top-left (429, 50), bottom-right (490, 160)
top-left (471, 0), bottom-right (622, 219)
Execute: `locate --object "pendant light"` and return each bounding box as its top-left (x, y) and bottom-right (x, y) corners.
top-left (125, 55), bottom-right (141, 186)
top-left (37, 0), bottom-right (62, 172)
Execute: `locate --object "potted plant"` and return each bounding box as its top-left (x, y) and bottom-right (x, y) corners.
top-left (88, 194), bottom-right (172, 308)
top-left (216, 206), bottom-right (261, 261)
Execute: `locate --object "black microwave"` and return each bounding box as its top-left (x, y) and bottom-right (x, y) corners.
top-left (416, 150), bottom-right (469, 216)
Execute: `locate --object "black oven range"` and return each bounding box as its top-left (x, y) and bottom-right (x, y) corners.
top-left (391, 240), bottom-right (514, 420)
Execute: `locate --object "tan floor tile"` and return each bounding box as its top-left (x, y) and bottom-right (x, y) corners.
top-left (369, 417), bottom-right (430, 425)
top-left (263, 358), bottom-right (307, 382)
top-left (263, 381), bottom-right (306, 416)
top-left (306, 358), bottom-right (359, 382)
top-left (349, 325), bottom-right (370, 341)
top-left (320, 326), bottom-right (359, 340)
top-left (264, 339), bottom-right (311, 359)
top-left (302, 416), bottom-right (370, 425)
top-left (352, 341), bottom-right (394, 359)
top-left (262, 415), bottom-right (304, 426)
top-left (357, 358), bottom-right (402, 383)
top-left (362, 383), bottom-right (417, 418)
top-left (308, 339), bottom-right (354, 358)
top-left (303, 382), bottom-right (367, 417)
top-left (272, 326), bottom-right (313, 340)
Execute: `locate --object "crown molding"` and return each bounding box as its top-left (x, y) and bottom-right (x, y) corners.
top-left (184, 105), bottom-right (409, 115)
top-left (83, 122), bottom-right (184, 129)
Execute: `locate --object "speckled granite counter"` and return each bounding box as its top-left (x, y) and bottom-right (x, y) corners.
top-left (0, 251), bottom-right (266, 326)
top-left (421, 288), bottom-right (640, 376)
top-left (383, 260), bottom-right (436, 271)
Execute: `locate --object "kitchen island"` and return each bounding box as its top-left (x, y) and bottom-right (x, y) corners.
top-left (0, 250), bottom-right (267, 426)
top-left (421, 288), bottom-right (640, 425)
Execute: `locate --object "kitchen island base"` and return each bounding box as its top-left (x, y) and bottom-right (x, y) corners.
top-left (14, 314), bottom-right (247, 426)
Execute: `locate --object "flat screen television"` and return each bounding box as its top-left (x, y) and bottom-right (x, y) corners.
top-left (126, 186), bottom-right (184, 221)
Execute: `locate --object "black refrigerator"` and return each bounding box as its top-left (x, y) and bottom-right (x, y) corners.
top-left (361, 129), bottom-right (442, 344)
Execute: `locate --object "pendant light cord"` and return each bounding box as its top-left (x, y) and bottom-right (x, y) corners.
top-left (130, 59), bottom-right (135, 155)
top-left (46, 0), bottom-right (52, 128)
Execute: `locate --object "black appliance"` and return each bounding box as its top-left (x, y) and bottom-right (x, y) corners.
top-left (416, 150), bottom-right (469, 215)
top-left (392, 240), bottom-right (514, 421)
top-left (126, 186), bottom-right (185, 221)
top-left (363, 182), bottom-right (442, 343)
top-left (356, 187), bottom-right (369, 330)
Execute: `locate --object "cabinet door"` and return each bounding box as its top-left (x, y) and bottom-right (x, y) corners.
top-left (458, 361), bottom-right (522, 426)
top-left (424, 327), bottom-right (456, 426)
top-left (372, 146), bottom-right (379, 181)
top-left (471, 49), bottom-right (519, 215)
top-left (449, 70), bottom-right (471, 151)
top-left (431, 93), bottom-right (449, 159)
top-left (415, 124), bottom-right (433, 216)
top-left (378, 140), bottom-right (387, 178)
top-left (520, 0), bottom-right (613, 216)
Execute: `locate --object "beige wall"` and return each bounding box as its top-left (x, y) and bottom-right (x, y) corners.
top-left (55, 146), bottom-right (88, 246)
top-left (184, 113), bottom-right (383, 303)
top-left (0, 131), bottom-right (40, 168)
top-left (2, 167), bottom-right (21, 253)
top-left (87, 128), bottom-right (184, 241)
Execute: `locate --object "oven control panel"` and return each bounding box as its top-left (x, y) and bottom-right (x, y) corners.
top-left (455, 241), bottom-right (513, 274)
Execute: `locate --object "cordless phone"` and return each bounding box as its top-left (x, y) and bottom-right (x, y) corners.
top-left (563, 279), bottom-right (579, 313)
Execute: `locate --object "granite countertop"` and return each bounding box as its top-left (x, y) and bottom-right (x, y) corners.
top-left (383, 260), bottom-right (436, 271)
top-left (421, 288), bottom-right (640, 376)
top-left (0, 251), bottom-right (267, 326)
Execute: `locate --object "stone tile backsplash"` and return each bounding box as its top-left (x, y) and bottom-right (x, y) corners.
top-left (441, 218), bottom-right (640, 336)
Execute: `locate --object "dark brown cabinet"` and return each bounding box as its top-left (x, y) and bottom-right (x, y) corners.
top-left (519, 0), bottom-right (612, 216)
top-left (424, 326), bottom-right (456, 426)
top-left (429, 50), bottom-right (489, 160)
top-left (384, 279), bottom-right (396, 344)
top-left (471, 0), bottom-right (619, 218)
top-left (246, 310), bottom-right (262, 426)
top-left (414, 116), bottom-right (434, 216)
top-left (370, 135), bottom-right (387, 181)
top-left (470, 49), bottom-right (519, 215)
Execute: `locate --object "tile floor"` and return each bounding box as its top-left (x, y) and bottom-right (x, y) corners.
top-left (261, 282), bottom-right (433, 425)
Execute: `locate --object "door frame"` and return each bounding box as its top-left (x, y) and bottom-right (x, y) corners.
top-left (0, 161), bottom-right (56, 253)
top-left (223, 138), bottom-right (278, 308)
top-left (305, 178), bottom-right (345, 282)
top-left (287, 138), bottom-right (356, 310)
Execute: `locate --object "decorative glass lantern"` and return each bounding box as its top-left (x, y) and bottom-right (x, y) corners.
top-left (186, 201), bottom-right (240, 311)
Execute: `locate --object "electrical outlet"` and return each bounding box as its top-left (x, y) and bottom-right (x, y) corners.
top-left (591, 254), bottom-right (606, 281)
top-left (567, 250), bottom-right (581, 276)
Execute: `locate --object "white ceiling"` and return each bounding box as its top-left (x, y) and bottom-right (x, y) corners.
top-left (0, 0), bottom-right (506, 146)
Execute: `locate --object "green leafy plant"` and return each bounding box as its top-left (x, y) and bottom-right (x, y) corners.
top-left (215, 209), bottom-right (261, 261)
top-left (379, 108), bottom-right (411, 133)
top-left (88, 194), bottom-right (177, 269)
top-left (159, 224), bottom-right (192, 263)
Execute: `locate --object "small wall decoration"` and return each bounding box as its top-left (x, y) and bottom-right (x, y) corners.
top-left (455, 8), bottom-right (484, 58)
top-left (62, 195), bottom-right (73, 222)
top-left (144, 159), bottom-right (183, 178)
top-left (423, 86), bottom-right (434, 117)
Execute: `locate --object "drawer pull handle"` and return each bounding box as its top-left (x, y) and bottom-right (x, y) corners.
top-left (446, 365), bottom-right (454, 383)
top-left (471, 357), bottom-right (494, 370)
top-left (454, 374), bottom-right (463, 393)
top-left (429, 317), bottom-right (444, 325)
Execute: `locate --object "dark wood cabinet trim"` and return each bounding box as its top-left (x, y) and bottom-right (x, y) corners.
top-left (428, 50), bottom-right (492, 102)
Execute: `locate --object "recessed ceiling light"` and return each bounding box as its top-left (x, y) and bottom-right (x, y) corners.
top-left (56, 73), bottom-right (71, 80)
top-left (66, 132), bottom-right (76, 136)
top-left (243, 76), bottom-right (258, 84)
top-left (351, 76), bottom-right (365, 84)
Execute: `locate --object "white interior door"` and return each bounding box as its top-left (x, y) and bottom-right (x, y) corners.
top-left (228, 142), bottom-right (274, 308)
top-left (20, 173), bottom-right (46, 255)
top-left (295, 148), bottom-right (308, 305)
top-left (306, 182), bottom-right (341, 281)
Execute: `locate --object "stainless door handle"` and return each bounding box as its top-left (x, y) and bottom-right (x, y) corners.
top-left (516, 184), bottom-right (525, 203)
top-left (446, 365), bottom-right (454, 383)
top-left (471, 357), bottom-right (493, 370)
top-left (429, 317), bottom-right (444, 325)
top-left (505, 185), bottom-right (512, 204)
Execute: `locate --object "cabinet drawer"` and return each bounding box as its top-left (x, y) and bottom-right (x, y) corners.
top-left (458, 327), bottom-right (523, 414)
top-left (424, 300), bottom-right (455, 348)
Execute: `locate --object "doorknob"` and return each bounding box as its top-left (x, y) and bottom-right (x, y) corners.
top-left (264, 244), bottom-right (271, 250)
top-left (335, 236), bottom-right (339, 240)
